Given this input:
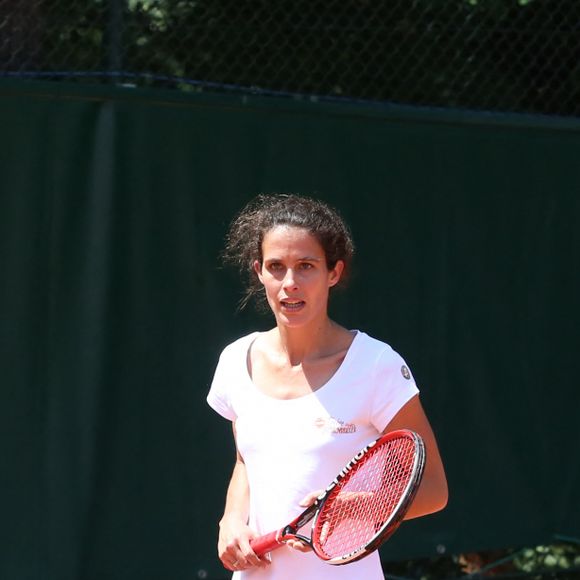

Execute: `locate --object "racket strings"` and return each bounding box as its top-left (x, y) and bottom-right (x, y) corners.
top-left (313, 438), bottom-right (417, 559)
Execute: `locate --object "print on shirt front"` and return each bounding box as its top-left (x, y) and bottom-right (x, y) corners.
top-left (313, 416), bottom-right (357, 433)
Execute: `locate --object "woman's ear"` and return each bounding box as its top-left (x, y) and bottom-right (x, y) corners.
top-left (328, 260), bottom-right (344, 287)
top-left (253, 260), bottom-right (264, 283)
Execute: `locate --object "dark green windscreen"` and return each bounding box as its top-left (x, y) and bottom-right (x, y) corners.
top-left (0, 81), bottom-right (578, 580)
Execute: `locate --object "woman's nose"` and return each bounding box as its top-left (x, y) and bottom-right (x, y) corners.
top-left (282, 269), bottom-right (298, 290)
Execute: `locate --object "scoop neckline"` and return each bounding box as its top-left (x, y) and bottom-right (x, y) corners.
top-left (243, 329), bottom-right (361, 402)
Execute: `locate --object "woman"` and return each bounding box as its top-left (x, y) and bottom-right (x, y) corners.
top-left (207, 193), bottom-right (448, 579)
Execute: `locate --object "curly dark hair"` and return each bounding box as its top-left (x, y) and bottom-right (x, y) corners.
top-left (223, 193), bottom-right (355, 310)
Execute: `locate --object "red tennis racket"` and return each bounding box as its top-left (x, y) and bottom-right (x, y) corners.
top-left (250, 429), bottom-right (425, 565)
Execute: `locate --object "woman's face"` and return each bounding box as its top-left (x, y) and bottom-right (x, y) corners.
top-left (254, 225), bottom-right (344, 328)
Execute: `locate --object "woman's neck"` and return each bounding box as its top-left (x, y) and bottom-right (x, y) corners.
top-left (270, 319), bottom-right (345, 366)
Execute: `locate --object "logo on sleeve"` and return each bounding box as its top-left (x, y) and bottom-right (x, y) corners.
top-left (401, 365), bottom-right (411, 380)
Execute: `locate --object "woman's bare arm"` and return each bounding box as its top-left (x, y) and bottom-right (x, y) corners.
top-left (383, 395), bottom-right (448, 519)
top-left (217, 424), bottom-right (270, 571)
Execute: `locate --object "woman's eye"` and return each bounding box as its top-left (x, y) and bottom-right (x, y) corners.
top-left (268, 262), bottom-right (283, 271)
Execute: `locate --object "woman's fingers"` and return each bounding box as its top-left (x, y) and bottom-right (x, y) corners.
top-left (219, 522), bottom-right (271, 570)
top-left (238, 537), bottom-right (271, 568)
top-left (220, 538), bottom-right (271, 570)
top-left (298, 489), bottom-right (324, 507)
top-left (286, 538), bottom-right (312, 552)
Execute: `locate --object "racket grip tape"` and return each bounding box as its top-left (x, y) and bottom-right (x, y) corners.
top-left (250, 531), bottom-right (283, 556)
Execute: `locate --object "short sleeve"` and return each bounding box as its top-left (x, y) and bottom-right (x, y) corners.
top-left (369, 346), bottom-right (420, 432)
top-left (206, 348), bottom-right (237, 421)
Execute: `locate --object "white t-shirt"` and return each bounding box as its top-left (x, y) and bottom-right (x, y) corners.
top-left (207, 330), bottom-right (419, 580)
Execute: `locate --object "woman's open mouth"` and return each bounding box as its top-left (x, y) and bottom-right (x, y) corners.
top-left (280, 300), bottom-right (305, 311)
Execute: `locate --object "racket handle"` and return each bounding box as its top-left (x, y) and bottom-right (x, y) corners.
top-left (250, 530), bottom-right (283, 556)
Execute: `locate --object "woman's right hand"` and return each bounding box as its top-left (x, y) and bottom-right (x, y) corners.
top-left (218, 515), bottom-right (271, 572)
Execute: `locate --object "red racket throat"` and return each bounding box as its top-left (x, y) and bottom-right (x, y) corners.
top-left (312, 430), bottom-right (425, 564)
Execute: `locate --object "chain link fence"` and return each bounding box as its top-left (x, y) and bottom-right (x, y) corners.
top-left (1, 0), bottom-right (579, 117)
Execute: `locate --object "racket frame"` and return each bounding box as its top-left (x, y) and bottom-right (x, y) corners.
top-left (313, 429), bottom-right (426, 565)
top-left (250, 429), bottom-right (425, 564)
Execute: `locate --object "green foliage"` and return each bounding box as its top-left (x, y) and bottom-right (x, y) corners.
top-left (514, 543), bottom-right (580, 575)
top-left (384, 542), bottom-right (580, 579)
